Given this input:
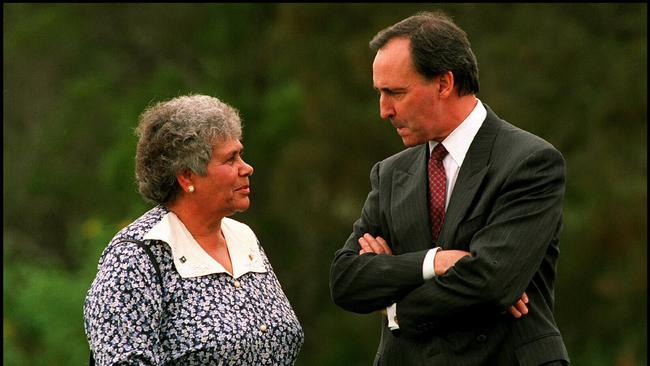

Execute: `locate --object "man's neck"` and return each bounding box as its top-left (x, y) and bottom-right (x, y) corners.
top-left (450, 94), bottom-right (478, 126)
top-left (434, 94), bottom-right (478, 142)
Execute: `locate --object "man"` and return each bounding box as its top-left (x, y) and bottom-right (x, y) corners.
top-left (329, 11), bottom-right (570, 365)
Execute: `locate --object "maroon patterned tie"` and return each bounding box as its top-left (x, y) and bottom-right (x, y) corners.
top-left (428, 143), bottom-right (448, 241)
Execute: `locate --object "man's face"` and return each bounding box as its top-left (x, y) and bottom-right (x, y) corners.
top-left (372, 37), bottom-right (443, 146)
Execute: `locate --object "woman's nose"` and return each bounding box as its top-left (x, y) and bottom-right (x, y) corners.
top-left (241, 160), bottom-right (253, 176)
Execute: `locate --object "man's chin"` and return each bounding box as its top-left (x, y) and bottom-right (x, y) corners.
top-left (400, 136), bottom-right (423, 147)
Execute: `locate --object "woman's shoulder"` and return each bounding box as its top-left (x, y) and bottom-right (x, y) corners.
top-left (112, 205), bottom-right (169, 243)
top-left (97, 205), bottom-right (170, 265)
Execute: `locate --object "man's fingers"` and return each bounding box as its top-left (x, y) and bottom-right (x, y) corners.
top-left (358, 236), bottom-right (383, 255)
top-left (375, 236), bottom-right (393, 255)
top-left (506, 294), bottom-right (530, 319)
top-left (358, 234), bottom-right (392, 255)
top-left (508, 306), bottom-right (522, 318)
top-left (508, 299), bottom-right (526, 318)
top-left (358, 237), bottom-right (372, 253)
top-left (517, 299), bottom-right (528, 315)
top-left (363, 233), bottom-right (388, 254)
top-left (510, 299), bottom-right (528, 317)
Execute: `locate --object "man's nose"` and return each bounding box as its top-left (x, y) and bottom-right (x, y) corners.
top-left (379, 94), bottom-right (394, 120)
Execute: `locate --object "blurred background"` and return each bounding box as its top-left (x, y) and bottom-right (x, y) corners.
top-left (3, 3), bottom-right (647, 365)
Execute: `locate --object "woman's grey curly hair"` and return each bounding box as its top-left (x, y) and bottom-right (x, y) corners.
top-left (135, 94), bottom-right (242, 204)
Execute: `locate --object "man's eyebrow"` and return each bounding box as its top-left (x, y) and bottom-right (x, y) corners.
top-left (375, 86), bottom-right (408, 92)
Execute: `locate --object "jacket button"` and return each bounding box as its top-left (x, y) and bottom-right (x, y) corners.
top-left (476, 334), bottom-right (487, 343)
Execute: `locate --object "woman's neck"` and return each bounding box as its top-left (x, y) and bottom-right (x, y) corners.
top-left (166, 200), bottom-right (224, 239)
top-left (166, 200), bottom-right (233, 275)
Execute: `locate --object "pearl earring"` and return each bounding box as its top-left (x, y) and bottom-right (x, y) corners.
top-left (188, 185), bottom-right (195, 193)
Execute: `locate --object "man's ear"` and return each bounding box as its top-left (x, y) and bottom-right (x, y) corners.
top-left (438, 71), bottom-right (455, 98)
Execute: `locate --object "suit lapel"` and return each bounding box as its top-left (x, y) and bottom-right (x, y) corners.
top-left (438, 107), bottom-right (500, 248)
top-left (391, 145), bottom-right (433, 253)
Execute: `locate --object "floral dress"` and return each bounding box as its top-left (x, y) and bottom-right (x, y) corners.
top-left (84, 206), bottom-right (304, 365)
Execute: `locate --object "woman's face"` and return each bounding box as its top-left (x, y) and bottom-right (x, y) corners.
top-left (192, 139), bottom-right (254, 217)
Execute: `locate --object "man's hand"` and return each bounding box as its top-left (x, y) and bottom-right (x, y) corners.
top-left (434, 249), bottom-right (529, 318)
top-left (433, 249), bottom-right (470, 276)
top-left (358, 233), bottom-right (392, 255)
top-left (507, 292), bottom-right (529, 318)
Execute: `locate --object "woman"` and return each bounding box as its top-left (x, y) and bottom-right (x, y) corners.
top-left (84, 94), bottom-right (304, 365)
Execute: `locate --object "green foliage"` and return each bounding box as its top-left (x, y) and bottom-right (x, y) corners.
top-left (4, 215), bottom-right (120, 365)
top-left (4, 3), bottom-right (647, 365)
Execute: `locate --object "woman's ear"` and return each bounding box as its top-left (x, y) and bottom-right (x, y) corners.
top-left (176, 170), bottom-right (195, 193)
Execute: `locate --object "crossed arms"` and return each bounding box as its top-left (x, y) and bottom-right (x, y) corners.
top-left (357, 233), bottom-right (529, 319)
top-left (330, 145), bottom-right (565, 335)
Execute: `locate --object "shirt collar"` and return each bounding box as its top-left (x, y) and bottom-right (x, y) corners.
top-left (429, 98), bottom-right (486, 167)
top-left (143, 211), bottom-right (267, 279)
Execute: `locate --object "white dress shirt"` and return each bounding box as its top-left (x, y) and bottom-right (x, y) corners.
top-left (387, 99), bottom-right (487, 330)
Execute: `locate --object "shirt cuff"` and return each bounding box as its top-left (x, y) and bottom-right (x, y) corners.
top-left (387, 247), bottom-right (440, 331)
top-left (422, 247), bottom-right (441, 280)
top-left (386, 303), bottom-right (399, 330)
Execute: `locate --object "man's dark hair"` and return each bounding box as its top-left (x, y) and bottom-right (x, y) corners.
top-left (369, 11), bottom-right (479, 96)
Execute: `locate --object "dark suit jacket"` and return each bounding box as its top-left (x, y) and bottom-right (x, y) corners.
top-left (330, 104), bottom-right (570, 365)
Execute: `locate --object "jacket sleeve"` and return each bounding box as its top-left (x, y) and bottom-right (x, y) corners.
top-left (84, 242), bottom-right (164, 365)
top-left (329, 161), bottom-right (429, 314)
top-left (396, 146), bottom-right (566, 335)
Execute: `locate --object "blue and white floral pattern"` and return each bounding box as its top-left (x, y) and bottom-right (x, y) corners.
top-left (84, 206), bottom-right (304, 365)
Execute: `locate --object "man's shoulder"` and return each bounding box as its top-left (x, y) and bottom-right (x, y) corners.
top-left (380, 145), bottom-right (425, 168)
top-left (485, 105), bottom-right (561, 155)
top-left (496, 120), bottom-right (561, 155)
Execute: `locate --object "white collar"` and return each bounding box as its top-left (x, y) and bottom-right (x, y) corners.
top-left (143, 211), bottom-right (267, 279)
top-left (429, 99), bottom-right (486, 167)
